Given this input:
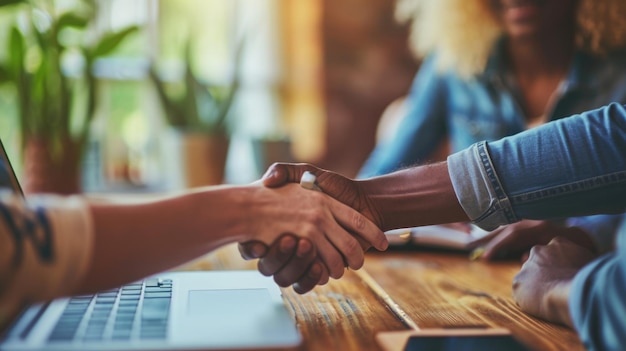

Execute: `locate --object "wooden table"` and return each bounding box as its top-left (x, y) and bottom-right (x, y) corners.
top-left (181, 245), bottom-right (585, 351)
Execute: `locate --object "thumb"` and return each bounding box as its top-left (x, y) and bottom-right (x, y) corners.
top-left (262, 163), bottom-right (289, 188)
top-left (262, 163), bottom-right (317, 188)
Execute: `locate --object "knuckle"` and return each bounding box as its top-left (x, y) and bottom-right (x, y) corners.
top-left (352, 211), bottom-right (365, 231)
top-left (301, 223), bottom-right (317, 238)
top-left (304, 209), bottom-right (324, 228)
top-left (344, 238), bottom-right (363, 266)
top-left (344, 236), bottom-right (360, 254)
top-left (527, 245), bottom-right (544, 260)
top-left (550, 236), bottom-right (568, 245)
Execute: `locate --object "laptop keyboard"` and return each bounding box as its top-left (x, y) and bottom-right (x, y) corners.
top-left (48, 278), bottom-right (173, 342)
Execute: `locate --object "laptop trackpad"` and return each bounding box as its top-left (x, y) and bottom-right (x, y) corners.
top-left (187, 289), bottom-right (272, 316)
top-left (181, 289), bottom-right (299, 347)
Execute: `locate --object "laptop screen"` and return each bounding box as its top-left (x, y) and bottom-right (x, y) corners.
top-left (0, 140), bottom-right (23, 195)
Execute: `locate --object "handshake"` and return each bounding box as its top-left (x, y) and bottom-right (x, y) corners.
top-left (238, 162), bottom-right (390, 294)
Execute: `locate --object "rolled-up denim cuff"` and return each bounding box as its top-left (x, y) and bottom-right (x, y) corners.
top-left (447, 142), bottom-right (517, 230)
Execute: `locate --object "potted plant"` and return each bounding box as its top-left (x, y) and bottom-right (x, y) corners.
top-left (0, 0), bottom-right (138, 194)
top-left (149, 41), bottom-right (241, 187)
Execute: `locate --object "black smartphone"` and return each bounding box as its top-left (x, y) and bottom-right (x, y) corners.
top-left (404, 334), bottom-right (532, 351)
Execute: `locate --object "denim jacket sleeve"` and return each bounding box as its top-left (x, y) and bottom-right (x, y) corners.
top-left (569, 220), bottom-right (626, 351)
top-left (448, 102), bottom-right (626, 351)
top-left (358, 55), bottom-right (448, 178)
top-left (448, 102), bottom-right (626, 229)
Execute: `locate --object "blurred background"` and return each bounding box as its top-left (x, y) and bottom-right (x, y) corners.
top-left (0, 0), bottom-right (417, 194)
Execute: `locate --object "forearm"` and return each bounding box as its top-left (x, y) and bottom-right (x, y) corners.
top-left (78, 186), bottom-right (250, 294)
top-left (0, 194), bottom-right (92, 328)
top-left (361, 162), bottom-right (468, 231)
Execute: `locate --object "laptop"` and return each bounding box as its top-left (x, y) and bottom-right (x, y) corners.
top-left (0, 139), bottom-right (302, 351)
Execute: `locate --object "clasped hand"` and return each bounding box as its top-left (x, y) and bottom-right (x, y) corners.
top-left (512, 236), bottom-right (597, 326)
top-left (239, 163), bottom-right (385, 294)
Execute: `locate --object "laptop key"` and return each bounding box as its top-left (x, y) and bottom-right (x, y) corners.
top-left (141, 297), bottom-right (170, 320)
top-left (47, 278), bottom-right (174, 343)
top-left (144, 292), bottom-right (171, 299)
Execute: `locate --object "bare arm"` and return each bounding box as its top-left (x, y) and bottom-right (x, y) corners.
top-left (79, 183), bottom-right (385, 294)
top-left (359, 162), bottom-right (468, 231)
top-left (0, 183), bottom-right (385, 316)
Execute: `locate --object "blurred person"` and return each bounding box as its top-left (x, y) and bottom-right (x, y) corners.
top-left (0, 179), bottom-right (386, 329)
top-left (360, 0), bottom-right (626, 260)
top-left (245, 102), bottom-right (626, 350)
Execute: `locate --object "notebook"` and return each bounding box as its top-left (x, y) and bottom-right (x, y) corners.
top-left (385, 224), bottom-right (496, 251)
top-left (0, 139), bottom-right (301, 351)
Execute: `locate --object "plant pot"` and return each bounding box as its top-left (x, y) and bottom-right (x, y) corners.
top-left (181, 133), bottom-right (230, 187)
top-left (23, 137), bottom-right (82, 195)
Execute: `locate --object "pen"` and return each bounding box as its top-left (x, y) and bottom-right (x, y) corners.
top-left (469, 247), bottom-right (485, 261)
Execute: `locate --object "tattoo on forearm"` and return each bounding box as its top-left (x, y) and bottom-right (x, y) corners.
top-left (0, 203), bottom-right (54, 267)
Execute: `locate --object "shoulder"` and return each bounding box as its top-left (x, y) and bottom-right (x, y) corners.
top-left (413, 53), bottom-right (487, 87)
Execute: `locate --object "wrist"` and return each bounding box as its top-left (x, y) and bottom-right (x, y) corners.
top-left (361, 162), bottom-right (468, 231)
top-left (190, 186), bottom-right (251, 244)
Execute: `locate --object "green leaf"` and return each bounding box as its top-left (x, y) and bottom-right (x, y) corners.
top-left (8, 26), bottom-right (25, 73)
top-left (149, 66), bottom-right (184, 126)
top-left (0, 0), bottom-right (25, 7)
top-left (88, 25), bottom-right (139, 59)
top-left (0, 65), bottom-right (10, 83)
top-left (183, 63), bottom-right (201, 127)
top-left (56, 12), bottom-right (89, 30)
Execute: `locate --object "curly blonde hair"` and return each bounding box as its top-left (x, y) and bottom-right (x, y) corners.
top-left (396, 0), bottom-right (626, 78)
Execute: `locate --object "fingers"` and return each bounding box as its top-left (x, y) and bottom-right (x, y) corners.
top-left (245, 235), bottom-right (329, 293)
top-left (293, 260), bottom-right (327, 294)
top-left (323, 225), bottom-right (365, 271)
top-left (480, 228), bottom-right (509, 261)
top-left (257, 234), bottom-right (298, 276)
top-left (559, 228), bottom-right (597, 253)
top-left (262, 162), bottom-right (321, 188)
top-left (272, 238), bottom-right (318, 287)
top-left (298, 192), bottom-right (382, 278)
top-left (314, 235), bottom-right (349, 279)
top-left (328, 196), bottom-right (388, 252)
top-left (238, 241), bottom-right (268, 260)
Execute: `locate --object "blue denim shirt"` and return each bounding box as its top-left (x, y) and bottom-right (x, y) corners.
top-left (359, 43), bottom-right (626, 178)
top-left (448, 103), bottom-right (626, 351)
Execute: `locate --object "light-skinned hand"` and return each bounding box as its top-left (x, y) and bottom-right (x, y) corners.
top-left (512, 236), bottom-right (597, 326)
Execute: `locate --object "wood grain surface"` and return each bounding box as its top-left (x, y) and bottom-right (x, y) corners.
top-left (180, 244), bottom-right (585, 351)
top-left (364, 250), bottom-right (585, 351)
